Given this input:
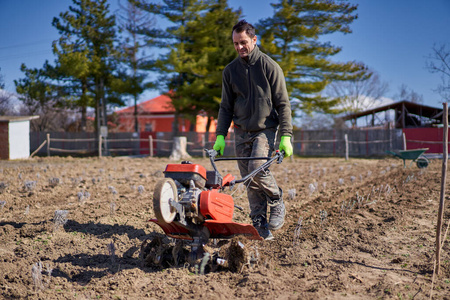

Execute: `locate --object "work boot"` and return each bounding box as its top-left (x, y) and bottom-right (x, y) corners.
top-left (252, 215), bottom-right (274, 240)
top-left (268, 199), bottom-right (285, 230)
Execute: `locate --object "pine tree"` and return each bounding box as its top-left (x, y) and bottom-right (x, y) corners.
top-left (130, 0), bottom-right (208, 133)
top-left (257, 0), bottom-right (369, 113)
top-left (170, 0), bottom-right (240, 131)
top-left (51, 0), bottom-right (121, 132)
top-left (131, 0), bottom-right (240, 133)
top-left (47, 36), bottom-right (93, 131)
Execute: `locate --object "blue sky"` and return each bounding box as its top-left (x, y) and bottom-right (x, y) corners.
top-left (0, 0), bottom-right (449, 109)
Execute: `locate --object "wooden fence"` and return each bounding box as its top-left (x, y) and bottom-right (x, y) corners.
top-left (30, 131), bottom-right (218, 158)
top-left (293, 128), bottom-right (404, 157)
top-left (29, 128), bottom-right (410, 159)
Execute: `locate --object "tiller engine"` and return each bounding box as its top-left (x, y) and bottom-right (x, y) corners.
top-left (150, 149), bottom-right (284, 262)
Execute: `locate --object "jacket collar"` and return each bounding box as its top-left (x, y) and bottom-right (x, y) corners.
top-left (239, 45), bottom-right (260, 66)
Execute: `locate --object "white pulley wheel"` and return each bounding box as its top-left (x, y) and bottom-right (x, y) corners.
top-left (153, 178), bottom-right (177, 223)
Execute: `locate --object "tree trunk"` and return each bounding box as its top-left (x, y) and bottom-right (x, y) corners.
top-left (81, 106), bottom-right (87, 132)
top-left (81, 81), bottom-right (88, 132)
top-left (173, 112), bottom-right (179, 135)
top-left (134, 94), bottom-right (139, 132)
top-left (169, 136), bottom-right (191, 161)
top-left (205, 116), bottom-right (212, 145)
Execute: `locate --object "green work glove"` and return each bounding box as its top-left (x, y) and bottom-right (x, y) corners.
top-left (213, 135), bottom-right (225, 156)
top-left (279, 136), bottom-right (293, 157)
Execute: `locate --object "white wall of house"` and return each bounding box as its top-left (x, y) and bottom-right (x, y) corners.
top-left (9, 120), bottom-right (30, 159)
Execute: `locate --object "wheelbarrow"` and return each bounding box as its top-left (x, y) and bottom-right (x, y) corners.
top-left (386, 148), bottom-right (429, 168)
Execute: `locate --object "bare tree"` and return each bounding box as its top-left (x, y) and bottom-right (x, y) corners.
top-left (394, 84), bottom-right (423, 103)
top-left (17, 98), bottom-right (75, 132)
top-left (325, 70), bottom-right (389, 114)
top-left (298, 112), bottom-right (335, 130)
top-left (0, 90), bottom-right (13, 115)
top-left (116, 0), bottom-right (155, 132)
top-left (426, 43), bottom-right (450, 102)
top-left (0, 72), bottom-right (15, 115)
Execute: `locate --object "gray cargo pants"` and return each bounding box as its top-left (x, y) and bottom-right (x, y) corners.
top-left (234, 127), bottom-right (282, 219)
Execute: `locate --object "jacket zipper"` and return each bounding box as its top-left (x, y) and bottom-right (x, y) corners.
top-left (246, 64), bottom-right (252, 130)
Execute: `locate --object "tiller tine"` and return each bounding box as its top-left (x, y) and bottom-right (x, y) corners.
top-left (149, 219), bottom-right (263, 241)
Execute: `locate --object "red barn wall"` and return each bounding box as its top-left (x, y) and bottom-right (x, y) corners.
top-left (0, 122), bottom-right (9, 159)
top-left (403, 128), bottom-right (443, 153)
top-left (117, 114), bottom-right (215, 133)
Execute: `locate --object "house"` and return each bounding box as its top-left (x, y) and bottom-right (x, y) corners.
top-left (115, 94), bottom-right (216, 133)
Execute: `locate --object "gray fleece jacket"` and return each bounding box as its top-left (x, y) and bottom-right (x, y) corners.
top-left (216, 45), bottom-right (293, 138)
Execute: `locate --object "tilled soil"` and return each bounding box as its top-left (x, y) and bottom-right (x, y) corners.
top-left (0, 155), bottom-right (449, 299)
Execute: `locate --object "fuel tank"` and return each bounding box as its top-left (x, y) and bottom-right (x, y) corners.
top-left (199, 189), bottom-right (234, 222)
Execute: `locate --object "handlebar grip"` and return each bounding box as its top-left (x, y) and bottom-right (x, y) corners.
top-left (276, 150), bottom-right (285, 164)
top-left (204, 148), bottom-right (219, 159)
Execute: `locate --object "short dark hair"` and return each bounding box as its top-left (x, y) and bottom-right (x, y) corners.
top-left (232, 19), bottom-right (256, 38)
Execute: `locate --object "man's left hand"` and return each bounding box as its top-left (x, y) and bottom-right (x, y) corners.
top-left (279, 136), bottom-right (293, 157)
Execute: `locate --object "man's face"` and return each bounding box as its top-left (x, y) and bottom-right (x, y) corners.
top-left (232, 30), bottom-right (257, 59)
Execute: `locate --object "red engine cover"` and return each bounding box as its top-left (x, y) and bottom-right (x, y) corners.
top-left (164, 163), bottom-right (208, 188)
top-left (199, 190), bottom-right (234, 222)
top-left (164, 163), bottom-right (207, 179)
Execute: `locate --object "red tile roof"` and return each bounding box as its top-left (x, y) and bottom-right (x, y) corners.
top-left (116, 94), bottom-right (175, 115)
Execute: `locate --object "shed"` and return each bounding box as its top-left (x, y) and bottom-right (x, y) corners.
top-left (0, 116), bottom-right (39, 160)
top-left (337, 101), bottom-right (447, 153)
top-left (339, 100), bottom-right (443, 128)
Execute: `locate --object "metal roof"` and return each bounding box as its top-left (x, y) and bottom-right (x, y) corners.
top-left (0, 116), bottom-right (40, 122)
top-left (115, 94), bottom-right (175, 115)
top-left (339, 100), bottom-right (444, 128)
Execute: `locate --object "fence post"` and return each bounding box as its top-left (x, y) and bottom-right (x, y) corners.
top-left (402, 132), bottom-right (407, 150)
top-left (387, 128), bottom-right (391, 151)
top-left (98, 135), bottom-right (102, 158)
top-left (149, 135), bottom-right (153, 157)
top-left (29, 140), bottom-right (47, 159)
top-left (202, 135), bottom-right (206, 158)
top-left (344, 134), bottom-right (349, 161)
top-left (366, 130), bottom-right (369, 156)
top-left (46, 133), bottom-right (50, 157)
top-left (333, 130), bottom-right (336, 156)
top-left (300, 130), bottom-right (304, 155)
top-left (436, 102), bottom-right (448, 276)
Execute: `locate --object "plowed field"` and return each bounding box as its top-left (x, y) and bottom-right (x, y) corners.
top-left (1, 155), bottom-right (449, 299)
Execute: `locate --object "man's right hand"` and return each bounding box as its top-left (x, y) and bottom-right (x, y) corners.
top-left (213, 135), bottom-right (225, 156)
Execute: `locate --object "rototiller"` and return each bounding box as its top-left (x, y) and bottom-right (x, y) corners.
top-left (150, 149), bottom-right (284, 261)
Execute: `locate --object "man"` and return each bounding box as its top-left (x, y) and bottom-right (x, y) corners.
top-left (213, 20), bottom-right (293, 240)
